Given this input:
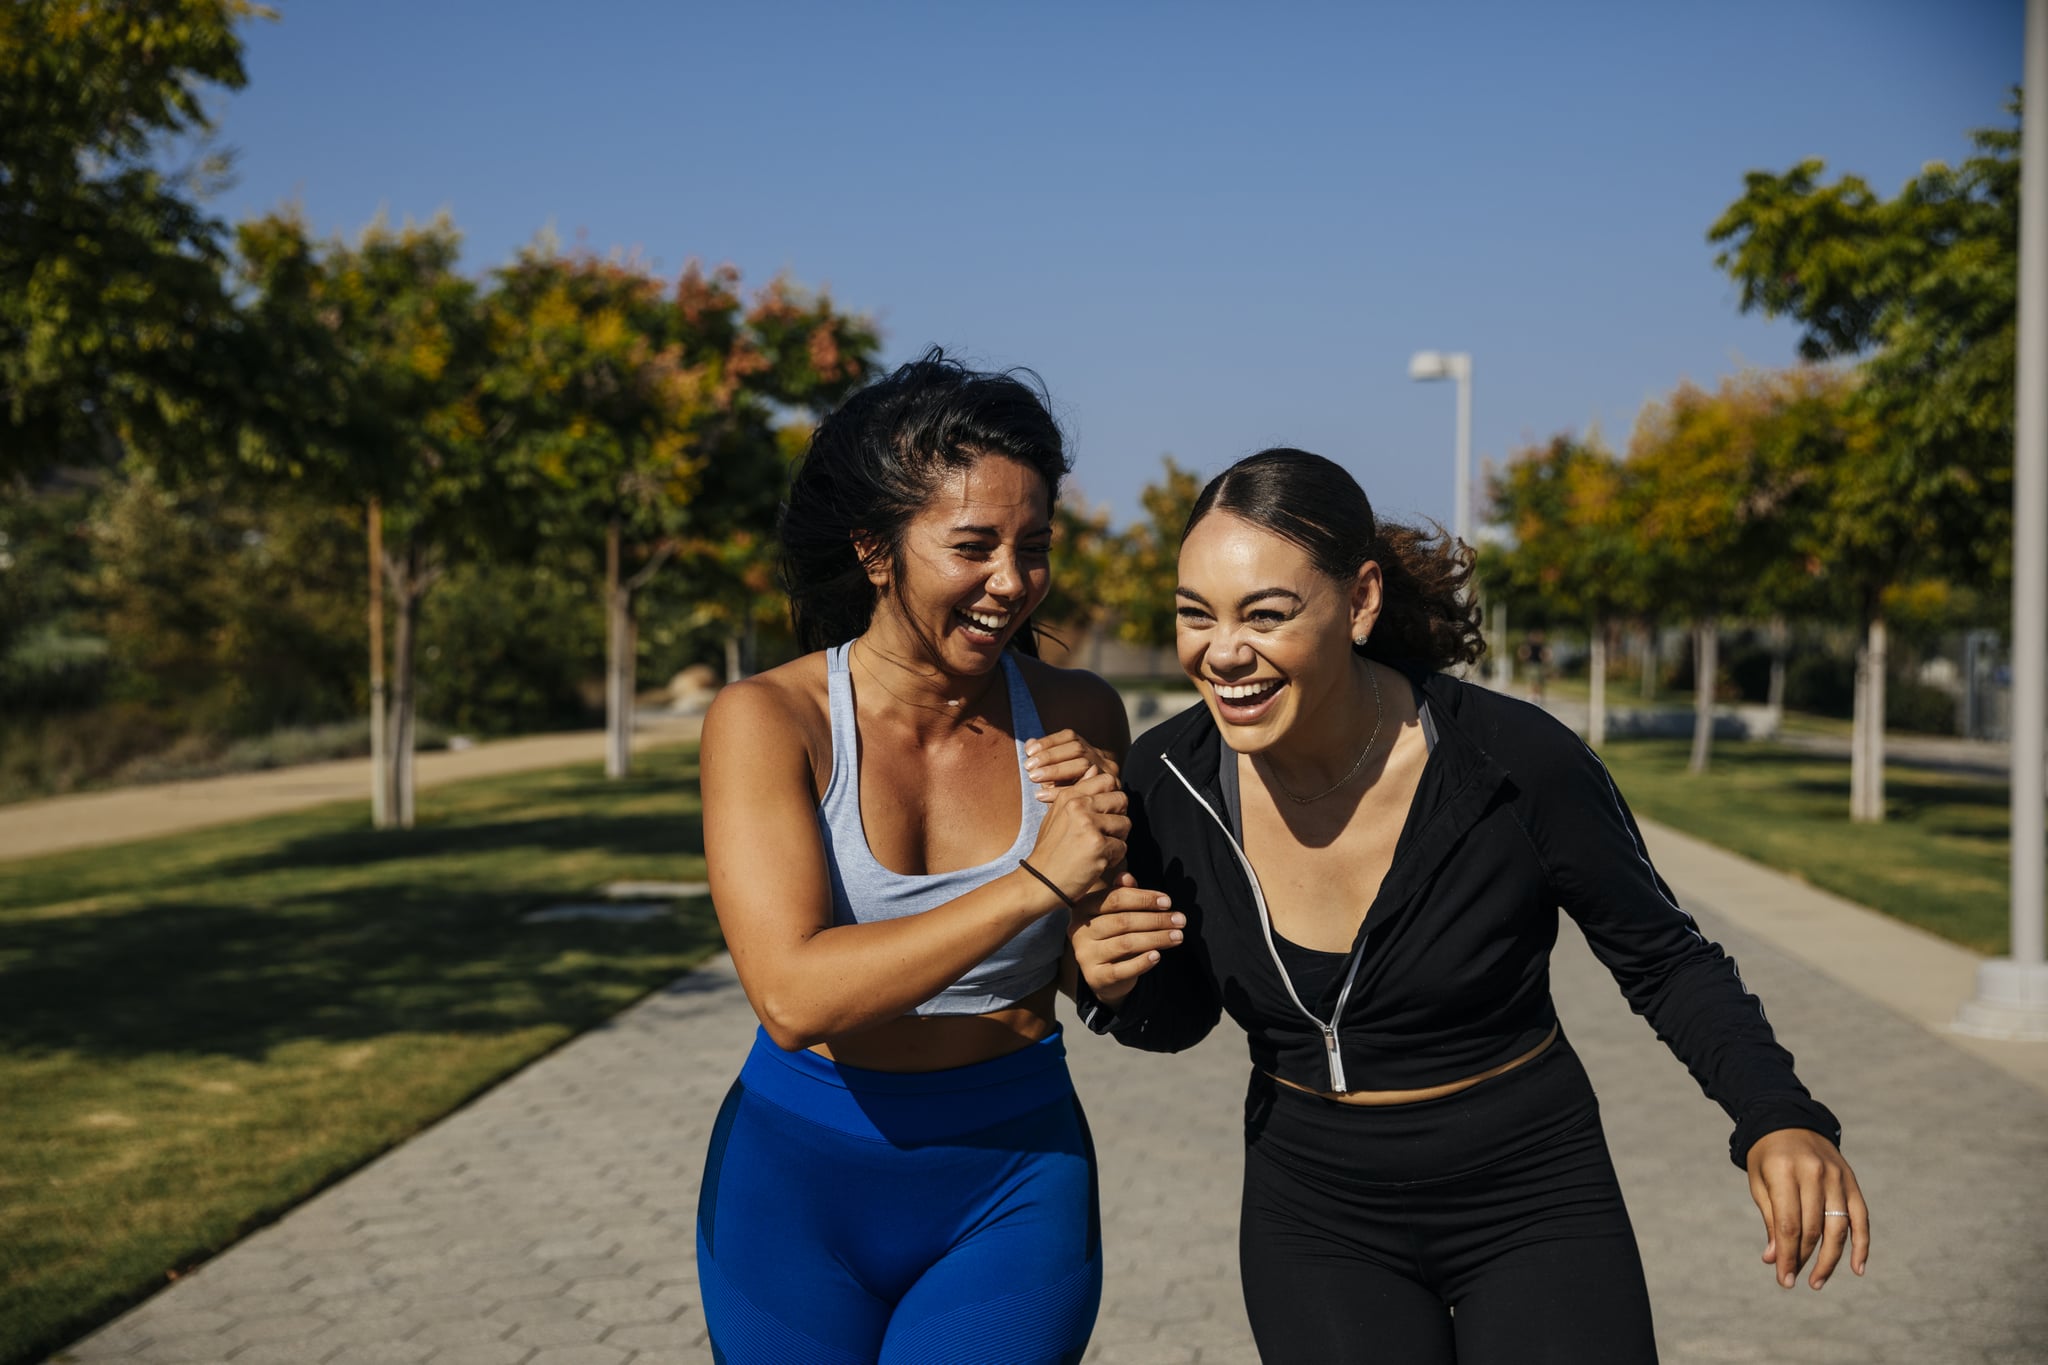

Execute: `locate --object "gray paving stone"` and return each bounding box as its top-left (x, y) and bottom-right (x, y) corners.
top-left (424, 1347), bottom-right (535, 1365)
top-left (324, 1344), bottom-right (434, 1365)
top-left (523, 1349), bottom-right (626, 1365)
top-left (423, 1346), bottom-right (534, 1365)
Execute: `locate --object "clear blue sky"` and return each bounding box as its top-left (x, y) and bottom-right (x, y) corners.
top-left (210, 0), bottom-right (2020, 530)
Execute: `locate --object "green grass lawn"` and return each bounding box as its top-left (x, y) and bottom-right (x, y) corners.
top-left (1598, 739), bottom-right (2014, 954)
top-left (0, 747), bottom-right (721, 1365)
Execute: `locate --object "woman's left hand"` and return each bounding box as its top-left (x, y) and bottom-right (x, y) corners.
top-left (1026, 729), bottom-right (1121, 798)
top-left (1746, 1128), bottom-right (1870, 1289)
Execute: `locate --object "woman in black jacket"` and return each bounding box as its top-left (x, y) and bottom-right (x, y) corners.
top-left (1071, 448), bottom-right (1869, 1364)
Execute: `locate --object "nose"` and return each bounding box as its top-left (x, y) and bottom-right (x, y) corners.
top-left (986, 548), bottom-right (1023, 599)
top-left (1205, 625), bottom-right (1255, 673)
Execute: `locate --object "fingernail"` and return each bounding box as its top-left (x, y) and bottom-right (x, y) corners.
top-left (1147, 950), bottom-right (1160, 961)
top-left (1169, 930), bottom-right (1184, 942)
top-left (1170, 912), bottom-right (1186, 926)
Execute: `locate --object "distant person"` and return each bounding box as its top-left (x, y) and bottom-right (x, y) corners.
top-left (1070, 449), bottom-right (1868, 1364)
top-left (696, 350), bottom-right (1129, 1363)
top-left (1518, 628), bottom-right (1550, 701)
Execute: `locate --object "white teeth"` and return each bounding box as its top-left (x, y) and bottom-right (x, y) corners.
top-left (962, 610), bottom-right (1008, 631)
top-left (1213, 680), bottom-right (1281, 701)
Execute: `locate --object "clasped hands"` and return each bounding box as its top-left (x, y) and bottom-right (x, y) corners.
top-left (1023, 730), bottom-right (1183, 1009)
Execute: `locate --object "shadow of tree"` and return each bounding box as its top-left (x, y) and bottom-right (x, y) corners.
top-left (0, 882), bottom-right (724, 1060)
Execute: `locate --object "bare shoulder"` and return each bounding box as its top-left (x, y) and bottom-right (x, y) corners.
top-left (1015, 653), bottom-right (1131, 754)
top-left (702, 652), bottom-right (830, 773)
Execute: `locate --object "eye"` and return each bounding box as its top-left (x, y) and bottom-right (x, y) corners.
top-left (1175, 606), bottom-right (1212, 624)
top-left (1022, 541), bottom-right (1052, 557)
top-left (1248, 609), bottom-right (1289, 626)
top-left (952, 542), bottom-right (994, 557)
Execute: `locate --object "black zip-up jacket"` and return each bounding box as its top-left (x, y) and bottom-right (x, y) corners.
top-left (1077, 667), bottom-right (1840, 1169)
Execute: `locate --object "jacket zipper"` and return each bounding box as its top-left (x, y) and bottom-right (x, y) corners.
top-left (1162, 757), bottom-right (1367, 1092)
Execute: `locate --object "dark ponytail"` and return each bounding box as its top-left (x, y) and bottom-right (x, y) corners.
top-left (1185, 448), bottom-right (1485, 673)
top-left (779, 347), bottom-right (1070, 654)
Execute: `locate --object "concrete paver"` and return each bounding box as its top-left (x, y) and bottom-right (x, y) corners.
top-left (41, 818), bottom-right (2048, 1365)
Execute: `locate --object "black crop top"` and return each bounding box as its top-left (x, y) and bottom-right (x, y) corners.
top-left (1076, 666), bottom-right (1841, 1169)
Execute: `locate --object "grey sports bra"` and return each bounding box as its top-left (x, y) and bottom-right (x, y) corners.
top-left (815, 641), bottom-right (1066, 1016)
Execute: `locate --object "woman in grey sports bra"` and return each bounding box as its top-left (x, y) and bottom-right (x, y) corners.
top-left (694, 350), bottom-right (1141, 1364)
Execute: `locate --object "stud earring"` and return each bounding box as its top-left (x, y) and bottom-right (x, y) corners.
top-left (1354, 633), bottom-right (1370, 647)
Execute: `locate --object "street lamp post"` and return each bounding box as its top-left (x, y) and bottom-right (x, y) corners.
top-left (1958, 0), bottom-right (2048, 1040)
top-left (1408, 350), bottom-right (1474, 548)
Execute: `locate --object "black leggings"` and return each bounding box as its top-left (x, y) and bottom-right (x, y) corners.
top-left (1239, 1035), bottom-right (1658, 1364)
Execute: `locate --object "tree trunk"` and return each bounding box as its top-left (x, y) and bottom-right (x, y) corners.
top-left (742, 614), bottom-right (757, 677)
top-left (1641, 624), bottom-right (1658, 701)
top-left (1853, 611), bottom-right (1889, 823)
top-left (388, 538), bottom-right (421, 830)
top-left (368, 499), bottom-right (390, 829)
top-left (724, 635), bottom-right (743, 685)
top-left (1491, 599), bottom-right (1512, 690)
top-left (1688, 618), bottom-right (1718, 775)
top-left (605, 518), bottom-right (633, 781)
top-left (1588, 621), bottom-right (1608, 750)
top-left (1767, 615), bottom-right (1788, 715)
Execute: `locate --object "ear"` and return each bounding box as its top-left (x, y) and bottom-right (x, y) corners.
top-left (1349, 560), bottom-right (1384, 646)
top-left (852, 532), bottom-right (890, 591)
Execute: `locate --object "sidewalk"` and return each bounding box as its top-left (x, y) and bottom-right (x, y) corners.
top-left (42, 817), bottom-right (2048, 1365)
top-left (0, 718), bottom-right (701, 864)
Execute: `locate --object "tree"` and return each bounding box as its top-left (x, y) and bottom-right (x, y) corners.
top-left (1709, 102), bottom-right (2015, 818)
top-left (1627, 371), bottom-right (1840, 774)
top-left (1487, 434), bottom-right (1644, 747)
top-left (485, 251), bottom-right (875, 778)
top-left (1, 0), bottom-right (267, 482)
top-left (1104, 457), bottom-right (1203, 649)
top-left (1038, 496), bottom-right (1118, 662)
top-left (236, 210), bottom-right (497, 827)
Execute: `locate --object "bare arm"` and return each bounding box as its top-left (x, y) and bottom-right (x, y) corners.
top-left (702, 679), bottom-right (1127, 1051)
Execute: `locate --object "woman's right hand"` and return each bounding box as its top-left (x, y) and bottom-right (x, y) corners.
top-left (1071, 873), bottom-right (1184, 1008)
top-left (1024, 766), bottom-right (1130, 904)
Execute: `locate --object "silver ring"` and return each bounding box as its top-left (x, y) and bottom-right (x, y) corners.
top-left (1823, 1210), bottom-right (1850, 1217)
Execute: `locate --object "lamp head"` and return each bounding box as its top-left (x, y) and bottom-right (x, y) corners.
top-left (1409, 350), bottom-right (1448, 381)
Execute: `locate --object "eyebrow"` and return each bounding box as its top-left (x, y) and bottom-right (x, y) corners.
top-left (1175, 587), bottom-right (1304, 611)
top-left (947, 523), bottom-right (1052, 537)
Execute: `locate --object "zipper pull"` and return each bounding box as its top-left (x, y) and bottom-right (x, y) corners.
top-left (1321, 1024), bottom-right (1346, 1092)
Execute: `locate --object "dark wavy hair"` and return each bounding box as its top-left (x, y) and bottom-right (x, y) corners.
top-left (780, 347), bottom-right (1070, 655)
top-left (1185, 448), bottom-right (1485, 673)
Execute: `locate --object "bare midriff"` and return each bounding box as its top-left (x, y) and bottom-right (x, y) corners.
top-left (1267, 1021), bottom-right (1560, 1106)
top-left (811, 981), bottom-right (1060, 1073)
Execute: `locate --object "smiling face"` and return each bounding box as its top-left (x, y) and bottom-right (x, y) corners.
top-left (865, 452), bottom-right (1053, 674)
top-left (1175, 512), bottom-right (1381, 752)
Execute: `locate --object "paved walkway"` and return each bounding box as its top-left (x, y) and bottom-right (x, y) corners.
top-left (0, 719), bottom-right (701, 863)
top-left (42, 821), bottom-right (2048, 1365)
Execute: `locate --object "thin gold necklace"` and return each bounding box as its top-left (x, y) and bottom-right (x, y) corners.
top-left (1259, 663), bottom-right (1384, 804)
top-left (849, 637), bottom-right (992, 720)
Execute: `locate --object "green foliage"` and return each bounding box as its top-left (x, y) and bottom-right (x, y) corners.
top-left (1483, 433), bottom-right (1643, 626)
top-left (0, 0), bottom-right (270, 479)
top-left (417, 561), bottom-right (603, 736)
top-left (87, 465), bottom-right (362, 733)
top-left (1624, 367), bottom-right (1858, 622)
top-left (1709, 97), bottom-right (2019, 593)
top-left (1039, 496), bottom-right (1118, 636)
top-left (1106, 456), bottom-right (1203, 648)
top-left (235, 212), bottom-right (502, 554)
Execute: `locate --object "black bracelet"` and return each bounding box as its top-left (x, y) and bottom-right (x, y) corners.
top-left (1017, 858), bottom-right (1080, 911)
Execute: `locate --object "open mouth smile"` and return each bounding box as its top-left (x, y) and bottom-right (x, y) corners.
top-left (1208, 678), bottom-right (1286, 722)
top-left (954, 608), bottom-right (1011, 644)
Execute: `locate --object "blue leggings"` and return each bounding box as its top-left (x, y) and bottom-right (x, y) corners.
top-left (696, 1027), bottom-right (1101, 1364)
